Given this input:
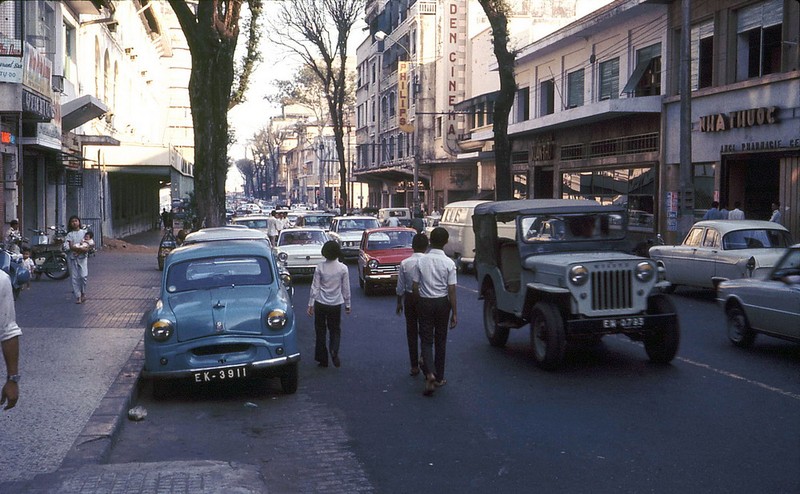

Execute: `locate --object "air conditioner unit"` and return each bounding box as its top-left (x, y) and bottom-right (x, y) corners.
top-left (52, 75), bottom-right (64, 93)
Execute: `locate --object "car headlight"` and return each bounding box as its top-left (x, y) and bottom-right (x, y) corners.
top-left (569, 265), bottom-right (589, 286)
top-left (150, 319), bottom-right (174, 342)
top-left (280, 272), bottom-right (292, 286)
top-left (267, 309), bottom-right (287, 329)
top-left (278, 252), bottom-right (288, 262)
top-left (635, 261), bottom-right (655, 282)
top-left (368, 259), bottom-right (379, 269)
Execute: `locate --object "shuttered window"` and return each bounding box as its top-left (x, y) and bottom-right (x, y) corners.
top-left (566, 69), bottom-right (584, 108)
top-left (599, 58), bottom-right (619, 100)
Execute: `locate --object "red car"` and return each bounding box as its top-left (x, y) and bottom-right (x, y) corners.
top-left (357, 227), bottom-right (417, 296)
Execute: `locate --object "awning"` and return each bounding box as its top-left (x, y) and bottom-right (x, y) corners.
top-left (621, 55), bottom-right (655, 95)
top-left (62, 95), bottom-right (108, 132)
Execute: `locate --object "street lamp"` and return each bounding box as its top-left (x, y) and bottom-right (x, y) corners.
top-left (374, 30), bottom-right (420, 215)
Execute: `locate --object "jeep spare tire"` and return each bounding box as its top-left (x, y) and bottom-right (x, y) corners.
top-left (530, 302), bottom-right (566, 370)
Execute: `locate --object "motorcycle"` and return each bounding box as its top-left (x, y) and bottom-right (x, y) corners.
top-left (0, 237), bottom-right (31, 300)
top-left (28, 226), bottom-right (69, 280)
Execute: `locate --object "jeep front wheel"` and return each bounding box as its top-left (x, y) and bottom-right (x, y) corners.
top-left (483, 288), bottom-right (509, 347)
top-left (644, 294), bottom-right (680, 363)
top-left (530, 302), bottom-right (566, 370)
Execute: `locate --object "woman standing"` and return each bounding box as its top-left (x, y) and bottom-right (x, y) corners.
top-left (307, 241), bottom-right (351, 367)
top-left (64, 215), bottom-right (90, 304)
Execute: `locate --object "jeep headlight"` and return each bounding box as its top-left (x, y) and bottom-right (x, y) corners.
top-left (267, 309), bottom-right (287, 329)
top-left (150, 319), bottom-right (174, 342)
top-left (635, 261), bottom-right (655, 282)
top-left (368, 259), bottom-right (379, 269)
top-left (569, 265), bottom-right (589, 286)
top-left (278, 252), bottom-right (288, 262)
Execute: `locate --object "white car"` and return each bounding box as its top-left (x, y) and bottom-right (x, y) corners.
top-left (649, 220), bottom-right (792, 291)
top-left (327, 216), bottom-right (381, 259)
top-left (275, 227), bottom-right (328, 276)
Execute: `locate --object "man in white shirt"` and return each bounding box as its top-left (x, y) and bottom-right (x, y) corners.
top-left (0, 271), bottom-right (21, 410)
top-left (728, 201), bottom-right (745, 220)
top-left (267, 211), bottom-right (280, 245)
top-left (769, 201), bottom-right (782, 224)
top-left (385, 212), bottom-right (400, 227)
top-left (396, 233), bottom-right (429, 377)
top-left (412, 227), bottom-right (457, 396)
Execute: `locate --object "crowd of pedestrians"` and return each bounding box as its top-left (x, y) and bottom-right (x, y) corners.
top-left (701, 200), bottom-right (783, 225)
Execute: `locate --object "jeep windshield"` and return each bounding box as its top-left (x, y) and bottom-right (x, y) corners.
top-left (521, 213), bottom-right (625, 243)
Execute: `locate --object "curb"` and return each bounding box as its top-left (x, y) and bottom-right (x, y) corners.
top-left (59, 338), bottom-right (145, 469)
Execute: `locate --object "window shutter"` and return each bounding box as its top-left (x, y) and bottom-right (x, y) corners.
top-left (567, 69), bottom-right (584, 108)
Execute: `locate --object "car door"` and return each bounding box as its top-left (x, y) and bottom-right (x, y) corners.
top-left (689, 228), bottom-right (721, 287)
top-left (664, 227), bottom-right (705, 284)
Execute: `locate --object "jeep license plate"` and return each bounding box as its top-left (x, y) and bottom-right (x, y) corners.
top-left (193, 365), bottom-right (248, 383)
top-left (602, 317), bottom-right (644, 329)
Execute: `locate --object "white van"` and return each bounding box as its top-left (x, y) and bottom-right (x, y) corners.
top-left (434, 200), bottom-right (517, 271)
top-left (378, 207), bottom-right (412, 227)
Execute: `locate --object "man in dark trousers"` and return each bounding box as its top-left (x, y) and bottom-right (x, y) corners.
top-left (412, 227), bottom-right (457, 396)
top-left (396, 233), bottom-right (429, 377)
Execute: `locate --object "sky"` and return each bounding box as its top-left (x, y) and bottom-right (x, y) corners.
top-left (225, 0), bottom-right (615, 193)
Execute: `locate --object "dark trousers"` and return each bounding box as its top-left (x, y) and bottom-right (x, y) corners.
top-left (418, 296), bottom-right (451, 381)
top-left (314, 302), bottom-right (342, 364)
top-left (403, 293), bottom-right (420, 368)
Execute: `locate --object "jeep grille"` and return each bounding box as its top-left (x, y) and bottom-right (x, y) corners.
top-left (591, 268), bottom-right (633, 310)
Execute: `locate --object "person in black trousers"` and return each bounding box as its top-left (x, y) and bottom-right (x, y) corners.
top-left (307, 241), bottom-right (351, 367)
top-left (412, 227), bottom-right (457, 396)
top-left (396, 233), bottom-right (429, 376)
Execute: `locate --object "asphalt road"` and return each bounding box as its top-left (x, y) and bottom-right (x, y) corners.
top-left (109, 267), bottom-right (800, 493)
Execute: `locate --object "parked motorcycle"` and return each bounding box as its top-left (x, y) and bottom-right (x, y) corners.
top-left (28, 226), bottom-right (69, 280)
top-left (0, 247), bottom-right (31, 300)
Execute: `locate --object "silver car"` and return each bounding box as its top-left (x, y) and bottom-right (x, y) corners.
top-left (649, 220), bottom-right (792, 291)
top-left (327, 216), bottom-right (381, 259)
top-left (717, 245), bottom-right (800, 348)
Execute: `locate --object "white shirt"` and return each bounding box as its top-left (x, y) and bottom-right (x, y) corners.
top-left (385, 216), bottom-right (400, 227)
top-left (412, 249), bottom-right (456, 299)
top-left (396, 252), bottom-right (424, 296)
top-left (64, 229), bottom-right (88, 259)
top-left (0, 271), bottom-right (21, 342)
top-left (769, 209), bottom-right (782, 224)
top-left (309, 259), bottom-right (351, 308)
top-left (728, 208), bottom-right (745, 220)
top-left (267, 216), bottom-right (279, 236)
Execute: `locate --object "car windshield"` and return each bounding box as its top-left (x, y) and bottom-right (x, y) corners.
top-left (236, 219), bottom-right (268, 229)
top-left (278, 230), bottom-right (327, 246)
top-left (303, 215), bottom-right (332, 228)
top-left (338, 219), bottom-right (380, 231)
top-left (520, 213), bottom-right (625, 243)
top-left (166, 256), bottom-right (273, 293)
top-left (366, 230), bottom-right (414, 250)
top-left (721, 229), bottom-right (793, 250)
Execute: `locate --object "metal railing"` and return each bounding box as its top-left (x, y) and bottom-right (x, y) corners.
top-left (561, 132), bottom-right (658, 160)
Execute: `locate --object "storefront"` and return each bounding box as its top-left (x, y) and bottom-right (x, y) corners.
top-left (662, 74), bottom-right (800, 240)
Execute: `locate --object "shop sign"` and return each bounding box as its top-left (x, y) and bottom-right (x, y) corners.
top-left (699, 106), bottom-right (777, 132)
top-left (22, 89), bottom-right (54, 121)
top-left (0, 37), bottom-right (22, 56)
top-left (1, 131), bottom-right (14, 144)
top-left (22, 42), bottom-right (52, 99)
top-left (0, 56), bottom-right (23, 83)
top-left (397, 61), bottom-right (414, 133)
top-left (444, 0), bottom-right (466, 154)
top-left (720, 136), bottom-right (800, 153)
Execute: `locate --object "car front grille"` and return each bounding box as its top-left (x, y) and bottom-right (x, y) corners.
top-left (591, 268), bottom-right (633, 310)
top-left (370, 264), bottom-right (398, 275)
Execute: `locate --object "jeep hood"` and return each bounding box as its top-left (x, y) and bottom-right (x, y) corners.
top-left (523, 251), bottom-right (644, 271)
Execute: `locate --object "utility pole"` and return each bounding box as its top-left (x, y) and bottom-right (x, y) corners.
top-left (678, 0), bottom-right (694, 238)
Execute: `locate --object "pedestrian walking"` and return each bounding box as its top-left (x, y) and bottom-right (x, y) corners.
top-left (702, 201), bottom-right (726, 220)
top-left (769, 201), bottom-right (783, 224)
top-left (410, 210), bottom-right (425, 234)
top-left (396, 233), bottom-right (429, 377)
top-left (0, 270), bottom-right (21, 410)
top-left (728, 201), bottom-right (745, 220)
top-left (160, 208), bottom-right (173, 231)
top-left (267, 210), bottom-right (280, 245)
top-left (307, 240), bottom-right (351, 368)
top-left (412, 227), bottom-right (457, 396)
top-left (64, 215), bottom-right (91, 304)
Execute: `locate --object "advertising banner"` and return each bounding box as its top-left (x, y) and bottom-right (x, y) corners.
top-left (398, 61), bottom-right (414, 133)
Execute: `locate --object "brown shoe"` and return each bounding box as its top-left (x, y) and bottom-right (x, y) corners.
top-left (423, 374), bottom-right (436, 396)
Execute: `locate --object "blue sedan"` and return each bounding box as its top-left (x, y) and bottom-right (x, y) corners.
top-left (144, 233), bottom-right (299, 397)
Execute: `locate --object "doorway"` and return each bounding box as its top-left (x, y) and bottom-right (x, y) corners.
top-left (722, 155), bottom-right (779, 221)
top-left (533, 166), bottom-right (554, 198)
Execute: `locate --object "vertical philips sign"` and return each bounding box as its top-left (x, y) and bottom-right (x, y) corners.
top-left (398, 61), bottom-right (414, 133)
top-left (445, 0), bottom-right (466, 155)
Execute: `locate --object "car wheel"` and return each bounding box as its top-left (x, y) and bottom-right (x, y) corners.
top-left (530, 302), bottom-right (566, 370)
top-left (726, 305), bottom-right (756, 348)
top-left (483, 288), bottom-right (509, 347)
top-left (364, 281), bottom-right (374, 296)
top-left (644, 294), bottom-right (680, 363)
top-left (280, 362), bottom-right (299, 394)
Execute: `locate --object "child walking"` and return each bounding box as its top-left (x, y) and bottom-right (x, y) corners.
top-left (307, 240), bottom-right (351, 368)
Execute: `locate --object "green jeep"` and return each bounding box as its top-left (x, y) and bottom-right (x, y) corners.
top-left (474, 199), bottom-right (679, 370)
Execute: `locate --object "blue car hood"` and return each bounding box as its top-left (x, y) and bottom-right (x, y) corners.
top-left (168, 286), bottom-right (272, 342)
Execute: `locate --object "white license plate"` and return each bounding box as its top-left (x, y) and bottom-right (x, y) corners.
top-left (602, 317), bottom-right (644, 329)
top-left (193, 365), bottom-right (248, 383)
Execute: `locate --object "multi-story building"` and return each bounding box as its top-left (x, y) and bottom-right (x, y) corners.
top-left (0, 0), bottom-right (194, 245)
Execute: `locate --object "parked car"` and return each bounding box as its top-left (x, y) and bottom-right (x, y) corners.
top-left (143, 228), bottom-right (299, 398)
top-left (648, 220), bottom-right (792, 291)
top-left (717, 244), bottom-right (800, 348)
top-left (230, 214), bottom-right (273, 237)
top-left (475, 199), bottom-right (679, 370)
top-left (328, 216), bottom-right (381, 259)
top-left (294, 211), bottom-right (335, 230)
top-left (357, 227), bottom-right (416, 296)
top-left (275, 227), bottom-right (328, 276)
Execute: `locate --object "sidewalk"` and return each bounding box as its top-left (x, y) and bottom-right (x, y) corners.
top-left (0, 229), bottom-right (267, 492)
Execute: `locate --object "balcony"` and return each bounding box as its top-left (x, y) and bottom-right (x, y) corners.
top-left (560, 132), bottom-right (659, 161)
